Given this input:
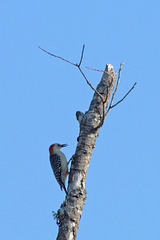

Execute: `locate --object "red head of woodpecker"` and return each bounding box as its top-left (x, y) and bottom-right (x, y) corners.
top-left (49, 143), bottom-right (68, 194)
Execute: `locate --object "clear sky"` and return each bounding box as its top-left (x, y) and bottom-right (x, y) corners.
top-left (1, 1), bottom-right (160, 239)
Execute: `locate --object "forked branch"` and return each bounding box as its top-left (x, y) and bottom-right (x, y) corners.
top-left (38, 45), bottom-right (103, 102)
top-left (86, 63), bottom-right (137, 127)
top-left (38, 45), bottom-right (108, 131)
top-left (39, 46), bottom-right (136, 131)
top-left (106, 63), bottom-right (137, 116)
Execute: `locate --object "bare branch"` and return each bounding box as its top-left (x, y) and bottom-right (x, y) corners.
top-left (106, 62), bottom-right (124, 115)
top-left (78, 67), bottom-right (104, 101)
top-left (106, 62), bottom-right (137, 116)
top-left (39, 45), bottom-right (136, 131)
top-left (86, 66), bottom-right (105, 72)
top-left (110, 62), bottom-right (125, 105)
top-left (85, 65), bottom-right (122, 130)
top-left (78, 44), bottom-right (85, 67)
top-left (38, 46), bottom-right (76, 66)
top-left (111, 82), bottom-right (137, 108)
top-left (38, 45), bottom-right (104, 106)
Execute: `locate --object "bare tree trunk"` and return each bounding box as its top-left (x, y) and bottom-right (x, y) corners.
top-left (39, 45), bottom-right (136, 240)
top-left (56, 64), bottom-right (117, 240)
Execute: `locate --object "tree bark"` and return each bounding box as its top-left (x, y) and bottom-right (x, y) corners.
top-left (56, 64), bottom-right (117, 240)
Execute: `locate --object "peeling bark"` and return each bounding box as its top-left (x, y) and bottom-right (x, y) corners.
top-left (56, 64), bottom-right (117, 240)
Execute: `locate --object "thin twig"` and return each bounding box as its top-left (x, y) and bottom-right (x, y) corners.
top-left (78, 44), bottom-right (85, 67)
top-left (86, 66), bottom-right (114, 80)
top-left (108, 63), bottom-right (124, 108)
top-left (38, 46), bottom-right (76, 66)
top-left (86, 66), bottom-right (105, 72)
top-left (78, 67), bottom-right (104, 100)
top-left (111, 82), bottom-right (137, 108)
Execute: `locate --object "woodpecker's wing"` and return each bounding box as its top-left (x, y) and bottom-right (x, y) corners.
top-left (50, 154), bottom-right (63, 190)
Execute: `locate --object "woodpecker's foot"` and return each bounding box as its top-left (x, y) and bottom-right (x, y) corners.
top-left (52, 210), bottom-right (60, 225)
top-left (67, 155), bottom-right (75, 165)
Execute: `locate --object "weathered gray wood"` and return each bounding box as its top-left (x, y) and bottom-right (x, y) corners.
top-left (56, 64), bottom-right (117, 240)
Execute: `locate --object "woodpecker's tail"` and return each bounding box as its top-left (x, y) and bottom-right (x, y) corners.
top-left (62, 183), bottom-right (68, 195)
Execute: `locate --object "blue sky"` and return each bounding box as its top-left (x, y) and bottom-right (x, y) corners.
top-left (1, 1), bottom-right (160, 239)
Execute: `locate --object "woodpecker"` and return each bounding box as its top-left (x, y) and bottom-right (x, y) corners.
top-left (49, 143), bottom-right (68, 194)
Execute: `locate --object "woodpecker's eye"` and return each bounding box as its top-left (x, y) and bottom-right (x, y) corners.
top-left (58, 144), bottom-right (60, 147)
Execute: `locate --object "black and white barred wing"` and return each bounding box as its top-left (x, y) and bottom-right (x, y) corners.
top-left (50, 154), bottom-right (63, 190)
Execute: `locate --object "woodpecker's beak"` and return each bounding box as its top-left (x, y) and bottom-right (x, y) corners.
top-left (61, 144), bottom-right (68, 148)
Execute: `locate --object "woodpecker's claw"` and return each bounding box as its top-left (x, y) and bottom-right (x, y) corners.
top-left (67, 155), bottom-right (75, 165)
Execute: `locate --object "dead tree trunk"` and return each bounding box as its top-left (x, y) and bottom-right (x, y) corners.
top-left (39, 44), bottom-right (136, 240)
top-left (56, 64), bottom-right (117, 240)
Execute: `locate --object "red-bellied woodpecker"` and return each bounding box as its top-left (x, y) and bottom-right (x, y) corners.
top-left (49, 143), bottom-right (68, 194)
